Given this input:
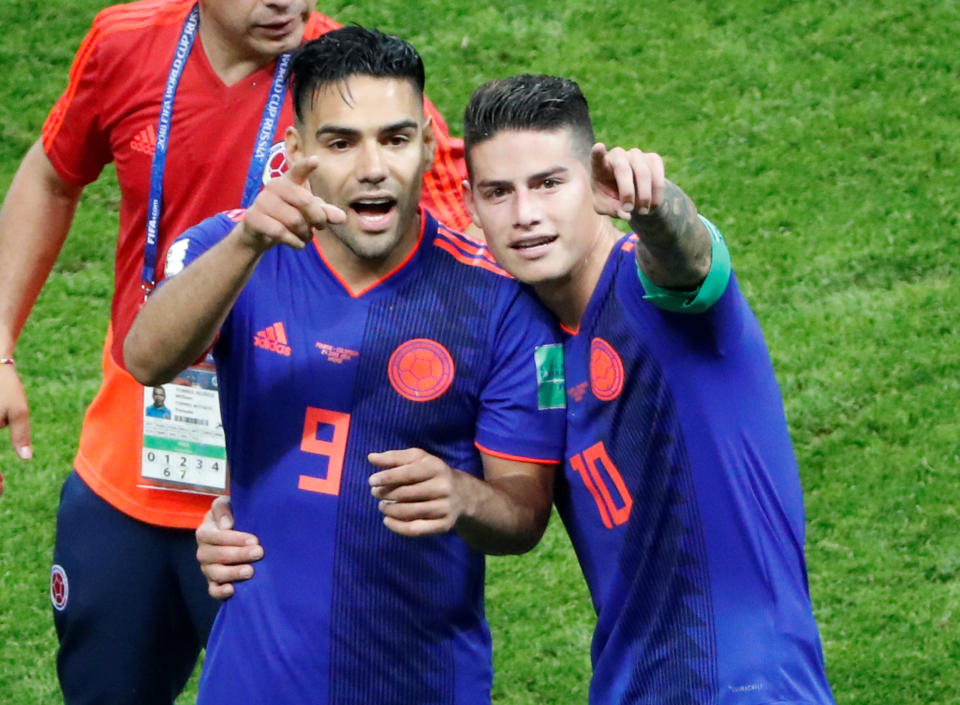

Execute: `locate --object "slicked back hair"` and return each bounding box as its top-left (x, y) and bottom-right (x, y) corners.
top-left (463, 74), bottom-right (595, 173)
top-left (290, 26), bottom-right (426, 124)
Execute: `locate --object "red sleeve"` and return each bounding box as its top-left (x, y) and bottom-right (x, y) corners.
top-left (41, 10), bottom-right (114, 185)
top-left (303, 11), bottom-right (342, 39)
top-left (41, 1), bottom-right (191, 185)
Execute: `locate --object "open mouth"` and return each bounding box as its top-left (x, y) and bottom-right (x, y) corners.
top-left (508, 234), bottom-right (558, 261)
top-left (350, 197), bottom-right (397, 230)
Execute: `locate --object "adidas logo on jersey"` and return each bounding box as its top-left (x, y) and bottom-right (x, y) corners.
top-left (253, 322), bottom-right (291, 356)
top-left (130, 125), bottom-right (157, 156)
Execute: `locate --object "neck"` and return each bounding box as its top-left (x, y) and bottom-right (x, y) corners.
top-left (314, 215), bottom-right (422, 295)
top-left (198, 6), bottom-right (276, 85)
top-left (533, 216), bottom-right (621, 330)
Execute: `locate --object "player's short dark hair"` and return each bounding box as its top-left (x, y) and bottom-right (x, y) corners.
top-left (290, 26), bottom-right (425, 123)
top-left (463, 74), bottom-right (595, 173)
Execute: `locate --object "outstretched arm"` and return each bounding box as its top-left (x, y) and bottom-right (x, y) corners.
top-left (591, 143), bottom-right (711, 290)
top-left (0, 139), bottom-right (84, 467)
top-left (369, 449), bottom-right (555, 555)
top-left (124, 155), bottom-right (345, 385)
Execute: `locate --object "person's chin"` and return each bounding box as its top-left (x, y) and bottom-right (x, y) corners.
top-left (336, 228), bottom-right (400, 262)
top-left (500, 259), bottom-right (548, 286)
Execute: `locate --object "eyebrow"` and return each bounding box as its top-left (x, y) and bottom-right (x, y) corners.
top-left (476, 166), bottom-right (569, 189)
top-left (316, 119), bottom-right (419, 139)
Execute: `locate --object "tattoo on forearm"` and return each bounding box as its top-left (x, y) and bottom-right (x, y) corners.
top-left (631, 180), bottom-right (710, 287)
top-left (631, 181), bottom-right (699, 244)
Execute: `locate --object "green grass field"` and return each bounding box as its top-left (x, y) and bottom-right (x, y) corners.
top-left (1, 0), bottom-right (958, 703)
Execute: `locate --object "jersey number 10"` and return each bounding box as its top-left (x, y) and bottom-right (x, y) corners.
top-left (569, 441), bottom-right (632, 529)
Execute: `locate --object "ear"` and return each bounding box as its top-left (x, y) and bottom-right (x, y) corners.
top-left (284, 125), bottom-right (302, 162)
top-left (462, 179), bottom-right (482, 229)
top-left (421, 115), bottom-right (436, 172)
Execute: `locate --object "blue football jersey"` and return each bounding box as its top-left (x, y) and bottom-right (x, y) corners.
top-left (557, 230), bottom-right (835, 705)
top-left (169, 210), bottom-right (565, 705)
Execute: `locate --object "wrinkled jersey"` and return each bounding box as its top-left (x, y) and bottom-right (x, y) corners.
top-left (43, 0), bottom-right (470, 527)
top-left (171, 210), bottom-right (564, 704)
top-left (558, 232), bottom-right (835, 705)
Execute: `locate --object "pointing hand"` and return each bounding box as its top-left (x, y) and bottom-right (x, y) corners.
top-left (238, 155), bottom-right (346, 252)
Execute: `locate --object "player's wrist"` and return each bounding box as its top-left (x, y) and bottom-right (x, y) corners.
top-left (231, 222), bottom-right (273, 257)
top-left (450, 468), bottom-right (479, 524)
top-left (0, 330), bottom-right (15, 359)
top-left (636, 215), bottom-right (731, 313)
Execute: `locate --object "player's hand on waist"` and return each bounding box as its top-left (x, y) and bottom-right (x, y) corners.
top-left (368, 448), bottom-right (468, 538)
top-left (237, 155), bottom-right (346, 253)
top-left (195, 496), bottom-right (264, 600)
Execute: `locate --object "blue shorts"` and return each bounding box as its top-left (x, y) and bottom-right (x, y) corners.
top-left (52, 471), bottom-right (220, 705)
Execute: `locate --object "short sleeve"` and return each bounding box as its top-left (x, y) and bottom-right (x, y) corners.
top-left (474, 286), bottom-right (566, 464)
top-left (41, 12), bottom-right (115, 185)
top-left (161, 210), bottom-right (242, 281)
top-left (156, 210), bottom-right (242, 357)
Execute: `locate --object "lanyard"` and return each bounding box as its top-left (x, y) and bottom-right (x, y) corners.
top-left (142, 3), bottom-right (291, 290)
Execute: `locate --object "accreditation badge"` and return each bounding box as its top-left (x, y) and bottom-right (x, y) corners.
top-left (139, 356), bottom-right (228, 495)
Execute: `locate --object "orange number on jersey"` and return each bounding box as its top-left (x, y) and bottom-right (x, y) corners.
top-left (569, 441), bottom-right (632, 529)
top-left (298, 407), bottom-right (351, 495)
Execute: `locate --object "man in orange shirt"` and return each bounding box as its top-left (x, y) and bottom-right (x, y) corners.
top-left (0, 2), bottom-right (469, 703)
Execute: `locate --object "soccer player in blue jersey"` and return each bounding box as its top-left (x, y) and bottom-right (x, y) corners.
top-left (194, 73), bottom-right (837, 703)
top-left (460, 74), bottom-right (836, 705)
top-left (124, 30), bottom-right (564, 705)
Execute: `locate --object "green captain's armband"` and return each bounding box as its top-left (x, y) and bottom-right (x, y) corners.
top-left (635, 215), bottom-right (731, 314)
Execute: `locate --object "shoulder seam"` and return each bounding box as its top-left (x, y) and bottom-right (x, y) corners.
top-left (432, 235), bottom-right (512, 278)
top-left (42, 1), bottom-right (192, 149)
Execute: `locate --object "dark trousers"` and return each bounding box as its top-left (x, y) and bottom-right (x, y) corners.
top-left (52, 471), bottom-right (220, 705)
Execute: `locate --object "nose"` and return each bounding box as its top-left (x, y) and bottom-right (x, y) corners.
top-left (512, 188), bottom-right (541, 230)
top-left (357, 140), bottom-right (388, 185)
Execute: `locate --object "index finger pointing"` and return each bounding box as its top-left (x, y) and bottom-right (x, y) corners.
top-left (285, 155), bottom-right (320, 186)
top-left (645, 153), bottom-right (666, 210)
top-left (590, 142), bottom-right (608, 177)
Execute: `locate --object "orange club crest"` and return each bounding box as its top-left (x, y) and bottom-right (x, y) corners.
top-left (388, 339), bottom-right (456, 402)
top-left (590, 338), bottom-right (625, 401)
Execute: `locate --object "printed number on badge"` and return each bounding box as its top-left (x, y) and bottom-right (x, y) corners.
top-left (144, 451), bottom-right (222, 481)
